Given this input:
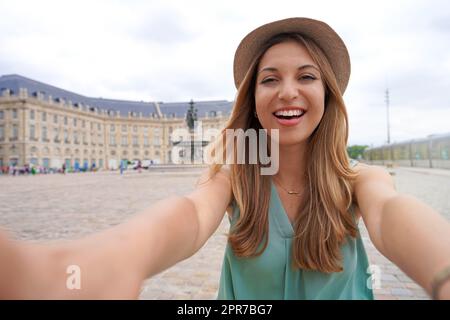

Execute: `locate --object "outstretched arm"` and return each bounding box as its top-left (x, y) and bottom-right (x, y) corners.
top-left (354, 164), bottom-right (450, 299)
top-left (0, 167), bottom-right (232, 299)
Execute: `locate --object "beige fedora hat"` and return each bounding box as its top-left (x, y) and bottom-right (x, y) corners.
top-left (233, 17), bottom-right (351, 94)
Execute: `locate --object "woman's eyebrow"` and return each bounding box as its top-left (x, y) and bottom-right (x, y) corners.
top-left (258, 64), bottom-right (320, 74)
top-left (298, 64), bottom-right (320, 72)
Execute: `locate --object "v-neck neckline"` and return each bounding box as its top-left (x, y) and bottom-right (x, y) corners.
top-left (270, 178), bottom-right (295, 237)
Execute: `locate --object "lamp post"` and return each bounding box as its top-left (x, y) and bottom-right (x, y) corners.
top-left (385, 88), bottom-right (394, 163)
top-left (186, 99), bottom-right (198, 163)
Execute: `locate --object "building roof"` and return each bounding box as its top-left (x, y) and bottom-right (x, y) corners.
top-left (0, 74), bottom-right (233, 119)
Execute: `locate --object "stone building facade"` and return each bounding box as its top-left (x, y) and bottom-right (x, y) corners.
top-left (0, 75), bottom-right (232, 170)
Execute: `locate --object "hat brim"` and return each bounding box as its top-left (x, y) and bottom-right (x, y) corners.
top-left (233, 17), bottom-right (351, 94)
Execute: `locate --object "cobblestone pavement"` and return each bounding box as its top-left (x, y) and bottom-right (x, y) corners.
top-left (0, 165), bottom-right (448, 300)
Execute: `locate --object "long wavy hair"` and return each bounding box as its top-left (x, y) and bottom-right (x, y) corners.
top-left (208, 33), bottom-right (358, 273)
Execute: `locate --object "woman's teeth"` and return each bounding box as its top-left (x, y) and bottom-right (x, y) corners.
top-left (274, 109), bottom-right (305, 119)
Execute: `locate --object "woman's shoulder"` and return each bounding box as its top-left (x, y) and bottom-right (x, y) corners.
top-left (350, 160), bottom-right (396, 211)
top-left (351, 161), bottom-right (393, 182)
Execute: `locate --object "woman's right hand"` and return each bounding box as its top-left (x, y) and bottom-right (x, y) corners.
top-left (0, 166), bottom-right (232, 299)
top-left (0, 228), bottom-right (143, 299)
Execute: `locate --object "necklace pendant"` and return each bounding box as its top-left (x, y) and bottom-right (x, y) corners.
top-left (288, 191), bottom-right (299, 195)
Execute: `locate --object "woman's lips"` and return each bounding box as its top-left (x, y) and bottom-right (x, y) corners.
top-left (273, 112), bottom-right (306, 127)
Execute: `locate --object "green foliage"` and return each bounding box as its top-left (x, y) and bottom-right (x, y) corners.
top-left (347, 145), bottom-right (369, 160)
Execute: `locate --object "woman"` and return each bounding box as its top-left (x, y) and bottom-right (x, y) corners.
top-left (1, 17), bottom-right (449, 300)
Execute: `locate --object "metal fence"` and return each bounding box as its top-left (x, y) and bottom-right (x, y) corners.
top-left (362, 133), bottom-right (450, 169)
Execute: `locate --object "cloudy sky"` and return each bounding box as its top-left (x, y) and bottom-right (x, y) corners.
top-left (0, 0), bottom-right (449, 146)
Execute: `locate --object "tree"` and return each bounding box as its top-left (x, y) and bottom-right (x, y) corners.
top-left (347, 145), bottom-right (369, 160)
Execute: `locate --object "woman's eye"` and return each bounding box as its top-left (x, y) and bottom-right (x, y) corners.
top-left (299, 74), bottom-right (317, 81)
top-left (260, 78), bottom-right (276, 84)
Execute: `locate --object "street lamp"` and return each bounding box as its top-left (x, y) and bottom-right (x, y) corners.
top-left (385, 88), bottom-right (394, 163)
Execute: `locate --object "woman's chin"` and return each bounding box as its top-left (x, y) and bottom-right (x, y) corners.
top-left (277, 134), bottom-right (310, 147)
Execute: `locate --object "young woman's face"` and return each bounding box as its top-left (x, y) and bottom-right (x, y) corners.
top-left (255, 40), bottom-right (326, 146)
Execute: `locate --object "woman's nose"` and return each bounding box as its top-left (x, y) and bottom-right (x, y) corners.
top-left (277, 80), bottom-right (299, 101)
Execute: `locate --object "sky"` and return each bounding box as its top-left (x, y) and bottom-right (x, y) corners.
top-left (0, 0), bottom-right (449, 147)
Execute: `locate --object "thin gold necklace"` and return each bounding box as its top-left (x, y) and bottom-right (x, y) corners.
top-left (273, 176), bottom-right (302, 196)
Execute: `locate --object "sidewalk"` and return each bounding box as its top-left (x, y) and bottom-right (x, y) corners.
top-left (395, 166), bottom-right (450, 177)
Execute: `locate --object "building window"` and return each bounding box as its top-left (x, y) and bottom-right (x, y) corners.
top-left (82, 120), bottom-right (85, 128)
top-left (42, 158), bottom-right (50, 168)
top-left (143, 136), bottom-right (149, 146)
top-left (74, 131), bottom-right (79, 144)
top-left (42, 126), bottom-right (48, 141)
top-left (132, 135), bottom-right (138, 146)
top-left (64, 129), bottom-right (69, 143)
top-left (54, 128), bottom-right (60, 142)
top-left (9, 158), bottom-right (19, 166)
top-left (109, 135), bottom-right (116, 146)
top-left (42, 112), bottom-right (47, 122)
top-left (98, 123), bottom-right (101, 130)
top-left (64, 116), bottom-right (68, 125)
top-left (0, 110), bottom-right (4, 120)
top-left (133, 125), bottom-right (137, 133)
top-left (83, 133), bottom-right (87, 144)
top-left (54, 114), bottom-right (58, 124)
top-left (143, 126), bottom-right (148, 135)
top-left (121, 135), bottom-right (128, 146)
top-left (30, 110), bottom-right (35, 120)
top-left (12, 125), bottom-right (18, 139)
top-left (0, 126), bottom-right (4, 140)
top-left (153, 128), bottom-right (161, 146)
top-left (12, 109), bottom-right (18, 119)
top-left (73, 118), bottom-right (77, 126)
top-left (110, 124), bottom-right (115, 132)
top-left (121, 125), bottom-right (127, 132)
top-left (30, 125), bottom-right (36, 139)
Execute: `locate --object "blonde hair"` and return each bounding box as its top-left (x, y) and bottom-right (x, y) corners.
top-left (209, 33), bottom-right (358, 273)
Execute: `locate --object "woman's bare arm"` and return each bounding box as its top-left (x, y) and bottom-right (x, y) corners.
top-left (354, 164), bottom-right (450, 299)
top-left (0, 167), bottom-right (232, 299)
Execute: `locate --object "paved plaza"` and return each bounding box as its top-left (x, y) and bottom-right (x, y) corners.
top-left (0, 165), bottom-right (449, 300)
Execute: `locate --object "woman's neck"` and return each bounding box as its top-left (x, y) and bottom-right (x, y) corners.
top-left (274, 142), bottom-right (308, 188)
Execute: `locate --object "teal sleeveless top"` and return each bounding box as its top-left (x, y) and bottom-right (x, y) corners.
top-left (217, 168), bottom-right (374, 300)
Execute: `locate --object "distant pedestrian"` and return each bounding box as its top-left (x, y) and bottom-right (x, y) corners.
top-left (62, 163), bottom-right (66, 175)
top-left (120, 161), bottom-right (124, 175)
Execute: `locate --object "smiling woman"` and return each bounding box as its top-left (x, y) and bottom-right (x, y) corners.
top-left (0, 17), bottom-right (450, 300)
